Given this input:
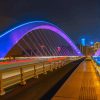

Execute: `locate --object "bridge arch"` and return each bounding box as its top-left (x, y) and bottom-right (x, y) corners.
top-left (0, 21), bottom-right (82, 58)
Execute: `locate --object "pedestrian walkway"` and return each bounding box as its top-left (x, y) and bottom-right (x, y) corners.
top-left (52, 61), bottom-right (100, 100)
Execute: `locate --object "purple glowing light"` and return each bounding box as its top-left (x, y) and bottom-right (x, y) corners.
top-left (94, 48), bottom-right (100, 56)
top-left (0, 21), bottom-right (82, 58)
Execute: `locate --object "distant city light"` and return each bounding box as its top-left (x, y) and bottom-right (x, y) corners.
top-left (81, 38), bottom-right (86, 46)
top-left (90, 41), bottom-right (94, 46)
top-left (93, 56), bottom-right (100, 65)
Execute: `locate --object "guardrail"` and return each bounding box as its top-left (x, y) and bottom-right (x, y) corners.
top-left (91, 58), bottom-right (100, 76)
top-left (0, 59), bottom-right (67, 95)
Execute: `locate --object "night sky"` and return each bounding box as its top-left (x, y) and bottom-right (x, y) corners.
top-left (0, 0), bottom-right (100, 45)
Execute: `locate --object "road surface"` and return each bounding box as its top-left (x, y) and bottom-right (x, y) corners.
top-left (0, 59), bottom-right (82, 100)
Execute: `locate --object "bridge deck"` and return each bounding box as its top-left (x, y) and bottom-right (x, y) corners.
top-left (52, 60), bottom-right (100, 100)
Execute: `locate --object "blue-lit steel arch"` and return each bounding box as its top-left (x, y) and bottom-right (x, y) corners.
top-left (0, 21), bottom-right (82, 58)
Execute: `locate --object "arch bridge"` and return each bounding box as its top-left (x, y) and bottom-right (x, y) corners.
top-left (0, 21), bottom-right (82, 58)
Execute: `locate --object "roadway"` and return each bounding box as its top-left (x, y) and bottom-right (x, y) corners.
top-left (0, 58), bottom-right (48, 70)
top-left (52, 60), bottom-right (100, 100)
top-left (0, 58), bottom-right (83, 100)
top-left (0, 57), bottom-right (78, 80)
top-left (0, 56), bottom-right (72, 70)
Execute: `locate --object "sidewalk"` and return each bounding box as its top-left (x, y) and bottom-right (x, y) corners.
top-left (52, 61), bottom-right (100, 100)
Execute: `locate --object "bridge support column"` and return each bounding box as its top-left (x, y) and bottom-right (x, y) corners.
top-left (20, 67), bottom-right (26, 85)
top-left (0, 71), bottom-right (5, 95)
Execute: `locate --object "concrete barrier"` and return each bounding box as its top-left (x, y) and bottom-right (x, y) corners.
top-left (0, 59), bottom-right (68, 95)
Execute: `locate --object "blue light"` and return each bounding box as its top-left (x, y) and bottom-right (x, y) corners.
top-left (81, 38), bottom-right (86, 46)
top-left (93, 56), bottom-right (100, 66)
top-left (0, 21), bottom-right (82, 58)
top-left (90, 41), bottom-right (94, 46)
top-left (0, 21), bottom-right (51, 38)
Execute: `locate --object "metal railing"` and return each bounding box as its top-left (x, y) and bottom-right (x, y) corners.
top-left (0, 59), bottom-right (67, 95)
top-left (91, 58), bottom-right (100, 76)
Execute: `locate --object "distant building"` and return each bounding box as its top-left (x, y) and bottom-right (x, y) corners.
top-left (78, 44), bottom-right (95, 56)
top-left (81, 46), bottom-right (92, 56)
top-left (94, 42), bottom-right (100, 52)
top-left (78, 42), bottom-right (100, 56)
